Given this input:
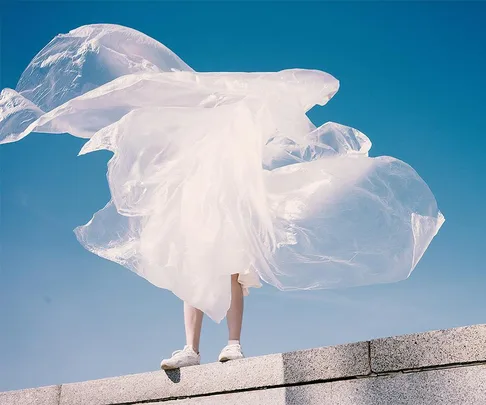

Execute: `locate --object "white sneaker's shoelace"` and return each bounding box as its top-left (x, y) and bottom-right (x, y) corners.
top-left (223, 344), bottom-right (241, 350)
top-left (220, 344), bottom-right (242, 356)
top-left (170, 347), bottom-right (198, 358)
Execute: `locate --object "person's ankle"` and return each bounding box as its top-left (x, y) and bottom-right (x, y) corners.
top-left (185, 344), bottom-right (199, 354)
top-left (228, 339), bottom-right (240, 346)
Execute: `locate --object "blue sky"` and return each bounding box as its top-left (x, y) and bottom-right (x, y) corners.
top-left (1, 1), bottom-right (485, 392)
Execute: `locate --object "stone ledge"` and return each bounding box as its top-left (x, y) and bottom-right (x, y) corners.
top-left (158, 364), bottom-right (486, 405)
top-left (1, 324), bottom-right (485, 405)
top-left (59, 341), bottom-right (369, 405)
top-left (370, 324), bottom-right (486, 373)
top-left (0, 385), bottom-right (60, 405)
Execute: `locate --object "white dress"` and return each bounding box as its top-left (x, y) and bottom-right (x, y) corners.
top-left (0, 24), bottom-right (444, 322)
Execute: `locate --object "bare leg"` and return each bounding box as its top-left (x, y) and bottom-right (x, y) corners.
top-left (160, 303), bottom-right (202, 369)
top-left (227, 274), bottom-right (244, 341)
top-left (184, 302), bottom-right (203, 353)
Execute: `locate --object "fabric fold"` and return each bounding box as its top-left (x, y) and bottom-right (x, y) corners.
top-left (0, 24), bottom-right (443, 322)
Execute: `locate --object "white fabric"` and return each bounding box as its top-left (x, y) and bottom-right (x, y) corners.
top-left (0, 24), bottom-right (444, 322)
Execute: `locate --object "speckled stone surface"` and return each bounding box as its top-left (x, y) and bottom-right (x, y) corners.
top-left (58, 354), bottom-right (282, 405)
top-left (371, 323), bottom-right (486, 372)
top-left (59, 342), bottom-right (367, 405)
top-left (0, 385), bottom-right (60, 405)
top-left (282, 342), bottom-right (370, 384)
top-left (145, 388), bottom-right (286, 405)
top-left (285, 364), bottom-right (486, 405)
top-left (158, 364), bottom-right (486, 405)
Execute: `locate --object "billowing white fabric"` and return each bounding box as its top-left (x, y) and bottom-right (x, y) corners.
top-left (0, 24), bottom-right (444, 322)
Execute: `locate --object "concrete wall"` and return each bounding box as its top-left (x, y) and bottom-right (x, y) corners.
top-left (2, 324), bottom-right (486, 405)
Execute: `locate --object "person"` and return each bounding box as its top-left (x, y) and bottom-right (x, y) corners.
top-left (161, 268), bottom-right (261, 369)
top-left (0, 24), bottom-right (444, 371)
top-left (161, 274), bottom-right (245, 370)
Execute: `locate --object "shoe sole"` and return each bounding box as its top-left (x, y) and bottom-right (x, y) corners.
top-left (218, 355), bottom-right (244, 363)
top-left (161, 363), bottom-right (176, 370)
top-left (161, 361), bottom-right (200, 370)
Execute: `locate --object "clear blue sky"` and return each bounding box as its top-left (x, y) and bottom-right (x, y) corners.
top-left (1, 1), bottom-right (485, 392)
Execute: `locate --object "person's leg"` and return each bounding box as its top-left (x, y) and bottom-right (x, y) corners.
top-left (160, 302), bottom-right (203, 370)
top-left (184, 302), bottom-right (204, 353)
top-left (219, 274), bottom-right (245, 362)
top-left (227, 273), bottom-right (244, 342)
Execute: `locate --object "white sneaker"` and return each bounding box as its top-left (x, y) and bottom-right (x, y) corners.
top-left (160, 345), bottom-right (200, 370)
top-left (218, 343), bottom-right (245, 362)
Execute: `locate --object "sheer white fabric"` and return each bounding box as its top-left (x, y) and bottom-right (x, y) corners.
top-left (0, 24), bottom-right (444, 322)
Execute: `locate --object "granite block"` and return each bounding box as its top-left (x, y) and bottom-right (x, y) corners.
top-left (371, 323), bottom-right (486, 372)
top-left (0, 385), bottom-right (60, 405)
